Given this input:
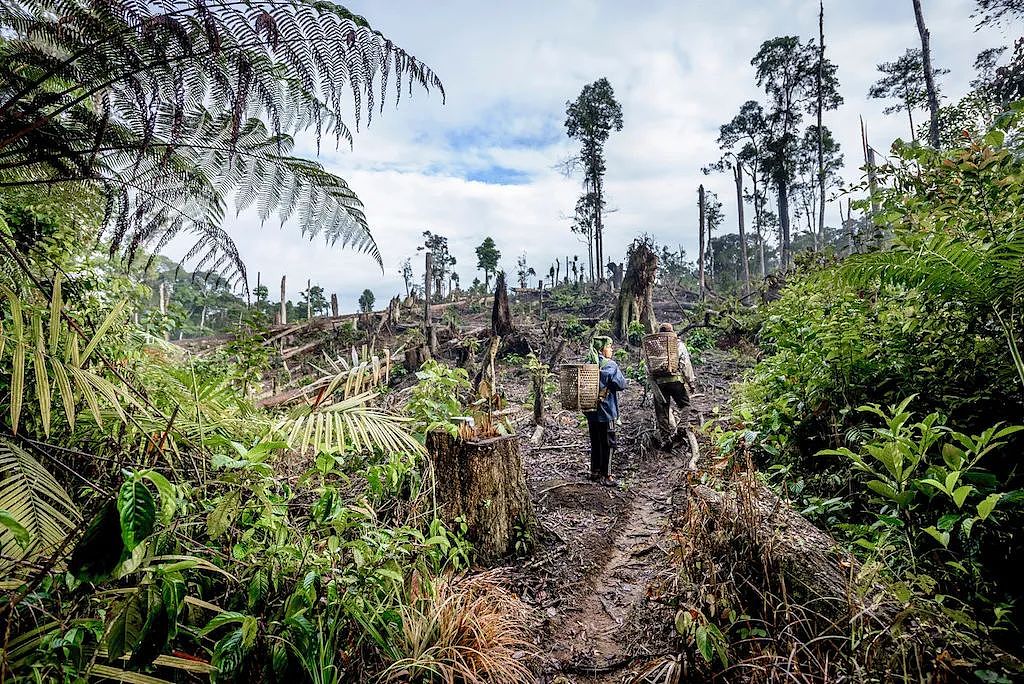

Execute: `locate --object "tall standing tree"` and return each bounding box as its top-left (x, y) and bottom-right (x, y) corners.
top-left (516, 253), bottom-right (536, 289)
top-left (358, 289), bottom-right (375, 314)
top-left (475, 237), bottom-right (501, 289)
top-left (911, 0), bottom-right (943, 148)
top-left (698, 185), bottom-right (707, 298)
top-left (704, 154), bottom-right (752, 294)
top-left (752, 36), bottom-right (842, 267)
top-left (868, 49), bottom-right (949, 140)
top-left (705, 192), bottom-right (725, 286)
top-left (564, 78), bottom-right (624, 283)
top-left (718, 101), bottom-right (772, 278)
top-left (794, 125), bottom-right (843, 247)
top-left (816, 0), bottom-right (827, 245)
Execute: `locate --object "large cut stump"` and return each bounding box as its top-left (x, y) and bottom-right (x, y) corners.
top-left (426, 432), bottom-right (535, 561)
top-left (612, 238), bottom-right (658, 341)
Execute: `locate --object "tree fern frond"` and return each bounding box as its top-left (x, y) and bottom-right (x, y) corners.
top-left (0, 0), bottom-right (442, 280)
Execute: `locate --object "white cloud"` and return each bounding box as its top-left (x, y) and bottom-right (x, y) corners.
top-left (163, 0), bottom-right (1017, 310)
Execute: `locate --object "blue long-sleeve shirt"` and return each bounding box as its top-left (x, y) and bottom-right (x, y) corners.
top-left (585, 358), bottom-right (628, 423)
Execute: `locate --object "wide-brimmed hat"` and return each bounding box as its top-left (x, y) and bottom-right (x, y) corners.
top-left (591, 335), bottom-right (613, 351)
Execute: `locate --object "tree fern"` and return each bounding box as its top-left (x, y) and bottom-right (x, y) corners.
top-left (0, 0), bottom-right (443, 283)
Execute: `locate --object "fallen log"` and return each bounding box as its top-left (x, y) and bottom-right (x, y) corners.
top-left (686, 476), bottom-right (865, 620)
top-left (281, 338), bottom-right (324, 360)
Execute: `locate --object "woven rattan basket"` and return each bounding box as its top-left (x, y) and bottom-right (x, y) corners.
top-left (559, 363), bottom-right (601, 411)
top-left (642, 332), bottom-right (680, 375)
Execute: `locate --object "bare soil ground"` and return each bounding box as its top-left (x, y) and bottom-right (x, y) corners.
top-left (503, 348), bottom-right (751, 682)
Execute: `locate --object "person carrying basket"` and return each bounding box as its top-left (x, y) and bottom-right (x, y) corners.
top-left (585, 335), bottom-right (628, 486)
top-left (646, 323), bottom-right (696, 451)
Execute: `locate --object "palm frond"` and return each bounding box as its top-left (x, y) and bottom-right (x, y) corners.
top-left (0, 438), bottom-right (81, 574)
top-left (0, 276), bottom-right (132, 435)
top-left (272, 351), bottom-right (420, 456)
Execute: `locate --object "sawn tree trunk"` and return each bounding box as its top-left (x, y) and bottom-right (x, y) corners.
top-left (426, 432), bottom-right (535, 561)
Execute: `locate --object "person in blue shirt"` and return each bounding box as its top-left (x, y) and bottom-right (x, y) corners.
top-left (585, 335), bottom-right (628, 486)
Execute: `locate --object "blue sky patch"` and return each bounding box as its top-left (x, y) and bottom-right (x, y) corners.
top-left (464, 165), bottom-right (532, 185)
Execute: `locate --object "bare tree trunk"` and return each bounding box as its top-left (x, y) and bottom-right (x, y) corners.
top-left (912, 0), bottom-right (941, 148)
top-left (907, 103), bottom-right (916, 141)
top-left (734, 164), bottom-right (750, 295)
top-left (777, 181), bottom-right (792, 267)
top-left (750, 173), bottom-right (767, 278)
top-left (279, 276), bottom-right (287, 325)
top-left (595, 175), bottom-right (604, 282)
top-left (492, 271), bottom-right (514, 337)
top-left (424, 251), bottom-right (434, 353)
top-left (588, 231), bottom-right (595, 283)
top-left (306, 278), bottom-right (311, 320)
top-left (698, 184), bottom-right (706, 300)
top-left (816, 0), bottom-right (827, 248)
top-left (255, 271), bottom-right (260, 308)
top-left (330, 293), bottom-right (339, 317)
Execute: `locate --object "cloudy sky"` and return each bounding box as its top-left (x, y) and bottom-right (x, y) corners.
top-left (168, 0), bottom-right (1018, 311)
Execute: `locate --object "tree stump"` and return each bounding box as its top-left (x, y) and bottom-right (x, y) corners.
top-left (612, 238), bottom-right (658, 340)
top-left (426, 432), bottom-right (535, 561)
top-left (404, 344), bottom-right (431, 372)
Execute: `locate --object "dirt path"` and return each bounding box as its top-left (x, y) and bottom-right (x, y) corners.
top-left (506, 349), bottom-right (749, 682)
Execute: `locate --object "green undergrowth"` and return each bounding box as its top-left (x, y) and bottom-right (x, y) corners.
top-left (695, 108), bottom-right (1024, 681)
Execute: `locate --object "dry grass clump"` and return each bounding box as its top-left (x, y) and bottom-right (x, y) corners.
top-left (381, 569), bottom-right (536, 683)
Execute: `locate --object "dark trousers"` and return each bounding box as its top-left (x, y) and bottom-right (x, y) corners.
top-left (587, 417), bottom-right (616, 477)
top-left (654, 380), bottom-right (690, 445)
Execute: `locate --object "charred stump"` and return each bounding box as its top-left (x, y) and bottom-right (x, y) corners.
top-left (426, 432), bottom-right (535, 560)
top-left (612, 238), bottom-right (658, 341)
top-left (491, 272), bottom-right (514, 337)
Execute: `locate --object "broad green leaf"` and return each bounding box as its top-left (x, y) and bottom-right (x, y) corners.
top-left (952, 485), bottom-right (974, 508)
top-left (104, 589), bottom-right (145, 661)
top-left (0, 509), bottom-right (30, 548)
top-left (977, 493), bottom-right (1001, 520)
top-left (140, 471), bottom-right (176, 524)
top-left (118, 480), bottom-right (156, 551)
top-left (923, 526), bottom-right (950, 548)
top-left (207, 491), bottom-right (241, 540)
top-left (942, 443), bottom-right (965, 470)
